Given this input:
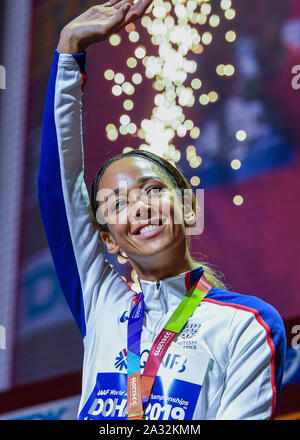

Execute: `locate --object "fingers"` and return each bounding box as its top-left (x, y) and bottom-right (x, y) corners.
top-left (109, 2), bottom-right (132, 27)
top-left (103, 0), bottom-right (133, 8)
top-left (103, 0), bottom-right (122, 6)
top-left (104, 0), bottom-right (151, 36)
top-left (121, 0), bottom-right (153, 25)
top-left (131, 0), bottom-right (153, 16)
top-left (114, 0), bottom-right (134, 9)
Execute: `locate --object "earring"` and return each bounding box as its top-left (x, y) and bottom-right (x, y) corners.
top-left (184, 211), bottom-right (196, 225)
top-left (119, 249), bottom-right (128, 259)
top-left (117, 249), bottom-right (129, 265)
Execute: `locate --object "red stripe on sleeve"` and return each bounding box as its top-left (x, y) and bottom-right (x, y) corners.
top-left (202, 297), bottom-right (277, 419)
top-left (80, 70), bottom-right (88, 92)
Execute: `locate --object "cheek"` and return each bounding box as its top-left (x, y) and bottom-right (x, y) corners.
top-left (110, 212), bottom-right (128, 236)
top-left (98, 205), bottom-right (128, 238)
top-left (159, 194), bottom-right (184, 225)
top-left (101, 203), bottom-right (128, 229)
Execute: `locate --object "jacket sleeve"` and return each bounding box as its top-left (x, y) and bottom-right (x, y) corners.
top-left (215, 303), bottom-right (287, 420)
top-left (37, 50), bottom-right (130, 338)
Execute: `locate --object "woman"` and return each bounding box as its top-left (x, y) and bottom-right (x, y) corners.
top-left (38, 0), bottom-right (286, 420)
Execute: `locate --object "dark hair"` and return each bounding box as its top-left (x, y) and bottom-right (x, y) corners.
top-left (89, 149), bottom-right (196, 232)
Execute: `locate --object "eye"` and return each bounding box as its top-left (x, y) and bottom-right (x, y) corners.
top-left (146, 185), bottom-right (163, 195)
top-left (112, 198), bottom-right (128, 211)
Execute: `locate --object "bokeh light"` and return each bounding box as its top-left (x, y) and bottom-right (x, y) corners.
top-left (112, 85), bottom-right (122, 96)
top-left (129, 31), bottom-right (140, 43)
top-left (236, 130), bottom-right (247, 141)
top-left (190, 176), bottom-right (200, 186)
top-left (109, 34), bottom-right (121, 46)
top-left (225, 8), bottom-right (236, 20)
top-left (114, 73), bottom-right (125, 84)
top-left (225, 30), bottom-right (236, 42)
top-left (233, 195), bottom-right (244, 206)
top-left (127, 57), bottom-right (137, 69)
top-left (123, 99), bottom-right (134, 111)
top-left (103, 0), bottom-right (239, 164)
top-left (231, 159), bottom-right (242, 170)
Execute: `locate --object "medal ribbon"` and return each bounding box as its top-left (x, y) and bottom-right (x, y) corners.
top-left (126, 272), bottom-right (213, 420)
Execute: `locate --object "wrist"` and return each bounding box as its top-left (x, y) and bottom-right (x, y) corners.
top-left (57, 28), bottom-right (84, 54)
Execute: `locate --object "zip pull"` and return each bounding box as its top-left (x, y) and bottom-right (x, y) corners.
top-left (153, 281), bottom-right (160, 299)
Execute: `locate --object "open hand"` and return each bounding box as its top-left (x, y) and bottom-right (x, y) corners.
top-left (57, 0), bottom-right (154, 54)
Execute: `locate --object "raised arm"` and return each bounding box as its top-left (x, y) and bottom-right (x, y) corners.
top-left (37, 0), bottom-right (153, 337)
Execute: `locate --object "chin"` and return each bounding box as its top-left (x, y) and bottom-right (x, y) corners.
top-left (140, 234), bottom-right (184, 256)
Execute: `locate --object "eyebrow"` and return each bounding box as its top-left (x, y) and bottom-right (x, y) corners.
top-left (105, 176), bottom-right (164, 201)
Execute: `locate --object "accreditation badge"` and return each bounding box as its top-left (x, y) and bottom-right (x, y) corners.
top-left (141, 341), bottom-right (211, 420)
top-left (78, 342), bottom-right (210, 420)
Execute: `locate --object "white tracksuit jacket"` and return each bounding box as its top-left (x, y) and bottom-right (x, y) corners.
top-left (37, 50), bottom-right (287, 420)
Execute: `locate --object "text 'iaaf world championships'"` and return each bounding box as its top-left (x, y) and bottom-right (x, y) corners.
top-left (151, 394), bottom-right (189, 407)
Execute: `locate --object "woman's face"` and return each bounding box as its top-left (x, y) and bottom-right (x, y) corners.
top-left (96, 156), bottom-right (190, 259)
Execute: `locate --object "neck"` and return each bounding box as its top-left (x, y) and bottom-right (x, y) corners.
top-left (129, 239), bottom-right (199, 282)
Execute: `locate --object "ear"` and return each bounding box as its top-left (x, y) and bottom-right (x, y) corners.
top-left (100, 230), bottom-right (120, 255)
top-left (182, 192), bottom-right (196, 227)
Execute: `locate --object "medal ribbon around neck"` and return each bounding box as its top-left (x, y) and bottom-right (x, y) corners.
top-left (126, 272), bottom-right (213, 420)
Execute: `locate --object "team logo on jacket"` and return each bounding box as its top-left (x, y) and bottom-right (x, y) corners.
top-left (179, 322), bottom-right (201, 340)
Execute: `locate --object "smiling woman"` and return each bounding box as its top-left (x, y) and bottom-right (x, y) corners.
top-left (89, 149), bottom-right (226, 285)
top-left (38, 0), bottom-right (286, 421)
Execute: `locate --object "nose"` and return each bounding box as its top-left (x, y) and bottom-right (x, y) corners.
top-left (129, 198), bottom-right (153, 223)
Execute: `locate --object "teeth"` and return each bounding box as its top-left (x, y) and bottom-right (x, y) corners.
top-left (139, 224), bottom-right (160, 234)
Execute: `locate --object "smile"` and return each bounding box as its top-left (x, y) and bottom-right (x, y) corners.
top-left (133, 222), bottom-right (166, 239)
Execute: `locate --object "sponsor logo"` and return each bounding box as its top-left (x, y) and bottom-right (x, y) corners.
top-left (129, 376), bottom-right (138, 407)
top-left (154, 331), bottom-right (174, 357)
top-left (179, 322), bottom-right (201, 340)
top-left (114, 348), bottom-right (187, 374)
top-left (162, 352), bottom-right (187, 373)
top-left (132, 301), bottom-right (143, 319)
top-left (120, 311), bottom-right (129, 323)
top-left (114, 348), bottom-right (187, 373)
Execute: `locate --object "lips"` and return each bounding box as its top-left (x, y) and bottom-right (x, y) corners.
top-left (133, 222), bottom-right (166, 239)
top-left (132, 219), bottom-right (163, 235)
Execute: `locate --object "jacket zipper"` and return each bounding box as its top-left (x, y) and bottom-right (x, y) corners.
top-left (153, 281), bottom-right (160, 299)
top-left (151, 281), bottom-right (168, 342)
